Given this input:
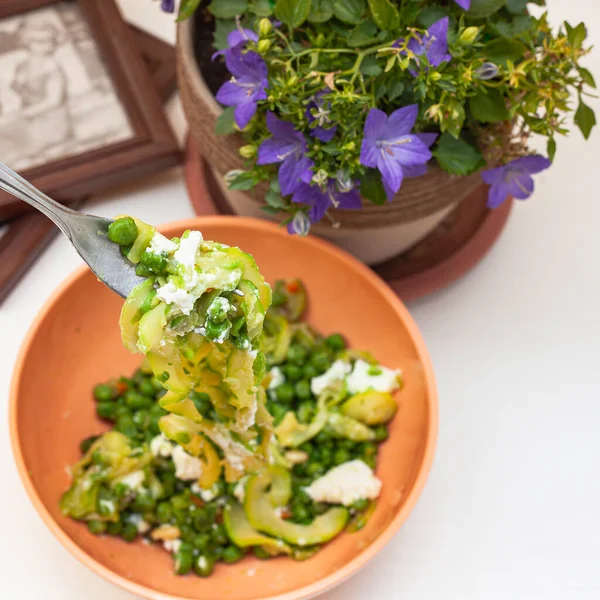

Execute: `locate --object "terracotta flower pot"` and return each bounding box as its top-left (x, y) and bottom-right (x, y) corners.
top-left (176, 16), bottom-right (483, 265)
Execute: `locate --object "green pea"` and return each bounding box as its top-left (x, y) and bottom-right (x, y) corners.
top-left (87, 520), bottom-right (107, 535)
top-left (205, 318), bottom-right (231, 342)
top-left (192, 533), bottom-right (211, 550)
top-left (266, 401), bottom-right (288, 425)
top-left (171, 494), bottom-right (191, 511)
top-left (121, 523), bottom-right (138, 542)
top-left (113, 483), bottom-right (129, 499)
top-left (295, 380), bottom-right (312, 401)
top-left (320, 446), bottom-right (332, 465)
top-left (79, 435), bottom-right (99, 455)
top-left (291, 503), bottom-right (310, 522)
top-left (193, 508), bottom-right (213, 532)
top-left (140, 251), bottom-right (167, 273)
top-left (120, 244), bottom-right (132, 257)
top-left (351, 498), bottom-right (370, 511)
top-left (194, 555), bottom-right (215, 577)
top-left (115, 415), bottom-right (137, 438)
top-left (306, 461), bottom-right (323, 476)
top-left (282, 364), bottom-right (302, 381)
top-left (275, 382), bottom-right (295, 403)
top-left (135, 263), bottom-right (153, 278)
top-left (212, 545), bottom-right (225, 560)
top-left (132, 409), bottom-right (151, 430)
top-left (222, 545), bottom-right (244, 564)
top-left (333, 448), bottom-right (351, 465)
top-left (325, 333), bottom-right (346, 351)
top-left (96, 402), bottom-right (116, 421)
top-left (296, 400), bottom-right (315, 424)
top-left (374, 425), bottom-right (389, 442)
top-left (132, 493), bottom-right (155, 512)
top-left (174, 549), bottom-right (193, 575)
top-left (271, 289), bottom-right (286, 307)
top-left (138, 379), bottom-right (156, 397)
top-left (179, 523), bottom-right (195, 542)
top-left (211, 523), bottom-right (228, 546)
top-left (315, 429), bottom-right (332, 444)
top-left (106, 521), bottom-right (122, 536)
top-left (93, 383), bottom-right (115, 402)
top-left (286, 344), bottom-right (308, 366)
top-left (302, 364), bottom-right (318, 380)
top-left (309, 352), bottom-right (330, 374)
top-left (108, 217), bottom-right (138, 245)
top-left (156, 502), bottom-right (173, 523)
top-left (115, 403), bottom-right (131, 418)
top-left (190, 391), bottom-right (212, 416)
top-left (253, 546), bottom-right (271, 560)
top-left (362, 442), bottom-right (378, 458)
top-left (125, 391), bottom-right (153, 410)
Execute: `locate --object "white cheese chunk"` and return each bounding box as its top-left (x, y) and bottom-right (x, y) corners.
top-left (172, 445), bottom-right (203, 481)
top-left (148, 232), bottom-right (177, 255)
top-left (174, 230), bottom-right (203, 275)
top-left (163, 539), bottom-right (182, 554)
top-left (233, 477), bottom-right (248, 504)
top-left (118, 470), bottom-right (145, 491)
top-left (191, 482), bottom-right (221, 502)
top-left (150, 434), bottom-right (174, 458)
top-left (310, 359), bottom-right (351, 396)
top-left (268, 367), bottom-right (285, 390)
top-left (156, 280), bottom-right (196, 315)
top-left (346, 359), bottom-right (402, 394)
top-left (129, 513), bottom-right (151, 534)
top-left (304, 459), bottom-right (382, 506)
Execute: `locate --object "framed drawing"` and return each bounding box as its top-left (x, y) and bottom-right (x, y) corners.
top-left (0, 0), bottom-right (180, 220)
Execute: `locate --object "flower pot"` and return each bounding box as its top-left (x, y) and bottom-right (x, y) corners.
top-left (176, 14), bottom-right (483, 265)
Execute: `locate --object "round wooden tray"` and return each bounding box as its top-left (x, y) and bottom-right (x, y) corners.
top-left (184, 136), bottom-right (513, 301)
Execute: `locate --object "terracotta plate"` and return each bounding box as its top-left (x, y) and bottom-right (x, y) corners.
top-left (10, 217), bottom-right (437, 600)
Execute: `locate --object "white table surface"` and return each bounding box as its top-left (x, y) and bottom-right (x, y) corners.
top-left (2, 1), bottom-right (599, 598)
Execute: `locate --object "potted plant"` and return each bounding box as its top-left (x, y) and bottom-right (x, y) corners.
top-left (171, 0), bottom-right (595, 264)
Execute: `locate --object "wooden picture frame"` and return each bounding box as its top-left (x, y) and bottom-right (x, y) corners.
top-left (0, 0), bottom-right (180, 220)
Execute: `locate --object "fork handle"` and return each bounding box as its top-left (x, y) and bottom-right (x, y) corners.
top-left (0, 161), bottom-right (76, 237)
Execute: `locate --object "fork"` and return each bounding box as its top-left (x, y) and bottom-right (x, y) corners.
top-left (0, 161), bottom-right (145, 298)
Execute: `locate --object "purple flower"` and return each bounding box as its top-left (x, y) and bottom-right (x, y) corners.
top-left (306, 92), bottom-right (337, 142)
top-left (454, 0), bottom-right (471, 9)
top-left (360, 106), bottom-right (434, 200)
top-left (407, 17), bottom-right (451, 69)
top-left (216, 47), bottom-right (268, 130)
top-left (291, 180), bottom-right (362, 224)
top-left (212, 28), bottom-right (258, 60)
top-left (481, 155), bottom-right (551, 208)
top-left (161, 0), bottom-right (175, 13)
top-left (257, 112), bottom-right (314, 196)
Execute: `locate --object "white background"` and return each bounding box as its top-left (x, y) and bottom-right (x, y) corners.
top-left (1, 1), bottom-right (599, 598)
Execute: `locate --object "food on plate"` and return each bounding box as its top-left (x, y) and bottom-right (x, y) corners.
top-left (60, 219), bottom-right (402, 576)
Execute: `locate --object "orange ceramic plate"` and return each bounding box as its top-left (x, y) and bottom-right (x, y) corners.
top-left (10, 217), bottom-right (437, 600)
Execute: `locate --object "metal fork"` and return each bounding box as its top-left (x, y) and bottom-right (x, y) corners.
top-left (0, 161), bottom-right (145, 298)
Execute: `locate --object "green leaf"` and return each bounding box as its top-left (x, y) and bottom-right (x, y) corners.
top-left (250, 0), bottom-right (275, 16)
top-left (567, 22), bottom-right (587, 51)
top-left (308, 0), bottom-right (333, 22)
top-left (483, 38), bottom-right (526, 66)
top-left (467, 0), bottom-right (506, 19)
top-left (208, 0), bottom-right (249, 19)
top-left (547, 138), bottom-right (556, 162)
top-left (177, 0), bottom-right (202, 20)
top-left (360, 56), bottom-right (382, 77)
top-left (387, 81), bottom-right (405, 101)
top-left (360, 169), bottom-right (387, 205)
top-left (494, 15), bottom-right (533, 38)
top-left (261, 205), bottom-right (280, 215)
top-left (468, 88), bottom-right (510, 123)
top-left (275, 0), bottom-right (312, 27)
top-left (215, 107), bottom-right (237, 135)
top-left (265, 188), bottom-right (287, 208)
top-left (228, 171), bottom-right (257, 190)
top-left (574, 97), bottom-right (596, 140)
top-left (333, 0), bottom-right (365, 24)
top-left (213, 19), bottom-right (238, 50)
top-left (505, 0), bottom-right (528, 13)
top-left (578, 67), bottom-right (597, 89)
top-left (347, 20), bottom-right (378, 47)
top-left (433, 133), bottom-right (486, 176)
top-left (417, 6), bottom-right (448, 29)
top-left (367, 0), bottom-right (399, 31)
